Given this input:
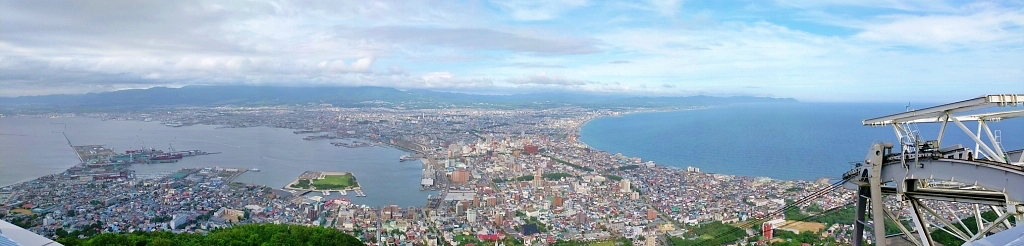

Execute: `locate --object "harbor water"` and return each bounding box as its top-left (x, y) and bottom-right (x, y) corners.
top-left (0, 117), bottom-right (435, 207)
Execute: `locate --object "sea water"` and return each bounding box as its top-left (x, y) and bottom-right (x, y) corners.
top-left (580, 103), bottom-right (1023, 180)
top-left (0, 117), bottom-right (434, 207)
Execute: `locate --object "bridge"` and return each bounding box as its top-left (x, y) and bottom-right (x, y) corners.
top-left (844, 94), bottom-right (1024, 246)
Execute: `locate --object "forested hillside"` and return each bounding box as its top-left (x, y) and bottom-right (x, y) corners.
top-left (56, 224), bottom-right (364, 246)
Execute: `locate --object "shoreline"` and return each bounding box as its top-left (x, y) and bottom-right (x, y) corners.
top-left (0, 117), bottom-right (414, 194)
top-left (282, 171), bottom-right (362, 193)
top-left (572, 105), bottom-right (829, 182)
top-left (572, 106), bottom-right (708, 149)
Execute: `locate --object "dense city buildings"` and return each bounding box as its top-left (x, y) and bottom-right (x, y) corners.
top-left (2, 105), bottom-right (872, 245)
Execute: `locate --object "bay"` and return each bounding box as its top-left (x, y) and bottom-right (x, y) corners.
top-left (579, 103), bottom-right (1024, 180)
top-left (0, 117), bottom-right (435, 207)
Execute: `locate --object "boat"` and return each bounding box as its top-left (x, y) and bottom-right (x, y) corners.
top-left (249, 167), bottom-right (260, 172)
top-left (149, 153), bottom-right (183, 161)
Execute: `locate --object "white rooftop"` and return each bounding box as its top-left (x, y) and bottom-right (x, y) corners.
top-left (0, 219), bottom-right (61, 246)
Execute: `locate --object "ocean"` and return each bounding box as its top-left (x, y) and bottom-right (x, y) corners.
top-left (1, 103), bottom-right (1020, 202)
top-left (0, 117), bottom-right (435, 207)
top-left (580, 103), bottom-right (1024, 180)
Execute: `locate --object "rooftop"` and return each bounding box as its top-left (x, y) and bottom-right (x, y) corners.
top-left (0, 219), bottom-right (60, 246)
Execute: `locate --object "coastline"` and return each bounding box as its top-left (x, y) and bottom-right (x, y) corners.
top-left (572, 104), bottom-right (827, 182)
top-left (572, 106), bottom-right (708, 150)
top-left (0, 116), bottom-right (429, 207)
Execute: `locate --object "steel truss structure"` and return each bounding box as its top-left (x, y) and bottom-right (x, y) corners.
top-left (845, 94), bottom-right (1024, 246)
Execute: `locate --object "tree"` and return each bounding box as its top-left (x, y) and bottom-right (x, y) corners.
top-left (61, 224), bottom-right (363, 245)
top-left (932, 210), bottom-right (1017, 246)
top-left (55, 228), bottom-right (69, 238)
top-left (668, 222), bottom-right (745, 246)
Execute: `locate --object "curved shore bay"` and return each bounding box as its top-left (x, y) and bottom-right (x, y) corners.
top-left (579, 103), bottom-right (1024, 181)
top-left (0, 117), bottom-right (435, 207)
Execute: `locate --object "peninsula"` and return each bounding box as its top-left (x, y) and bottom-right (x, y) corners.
top-left (284, 171), bottom-right (363, 197)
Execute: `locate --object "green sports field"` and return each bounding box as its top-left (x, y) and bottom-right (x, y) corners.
top-left (311, 174), bottom-right (359, 190)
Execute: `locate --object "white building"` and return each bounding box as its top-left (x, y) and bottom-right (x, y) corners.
top-left (170, 213), bottom-right (189, 229)
top-left (467, 210), bottom-right (477, 224)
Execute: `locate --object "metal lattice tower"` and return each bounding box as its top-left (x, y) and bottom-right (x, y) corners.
top-left (843, 94), bottom-right (1024, 246)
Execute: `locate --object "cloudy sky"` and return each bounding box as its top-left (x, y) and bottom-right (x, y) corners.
top-left (1, 1), bottom-right (1022, 101)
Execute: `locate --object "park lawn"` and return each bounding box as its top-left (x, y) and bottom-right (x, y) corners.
top-left (589, 241), bottom-right (615, 246)
top-left (455, 234), bottom-right (482, 245)
top-left (290, 179), bottom-right (311, 189)
top-left (311, 174), bottom-right (358, 190)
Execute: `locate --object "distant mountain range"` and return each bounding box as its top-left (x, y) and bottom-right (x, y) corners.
top-left (0, 86), bottom-right (796, 111)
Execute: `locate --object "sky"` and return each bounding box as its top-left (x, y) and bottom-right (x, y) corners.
top-left (1, 0), bottom-right (1022, 102)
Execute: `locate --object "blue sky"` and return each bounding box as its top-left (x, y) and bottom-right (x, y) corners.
top-left (1, 0), bottom-right (1022, 102)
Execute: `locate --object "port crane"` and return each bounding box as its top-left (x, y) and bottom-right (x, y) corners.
top-left (844, 94), bottom-right (1024, 246)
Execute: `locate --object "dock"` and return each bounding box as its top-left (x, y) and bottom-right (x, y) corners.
top-left (354, 189), bottom-right (366, 197)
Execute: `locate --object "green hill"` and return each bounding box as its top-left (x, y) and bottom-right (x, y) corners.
top-left (56, 224), bottom-right (364, 246)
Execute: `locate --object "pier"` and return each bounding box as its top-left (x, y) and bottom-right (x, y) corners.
top-left (73, 144), bottom-right (217, 166)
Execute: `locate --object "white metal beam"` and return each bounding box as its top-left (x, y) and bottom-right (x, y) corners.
top-left (884, 208), bottom-right (923, 246)
top-left (952, 116), bottom-right (1003, 163)
top-left (976, 121), bottom-right (984, 159)
top-left (918, 203), bottom-right (970, 240)
top-left (968, 210), bottom-right (1013, 242)
top-left (937, 114), bottom-right (949, 148)
top-left (933, 225), bottom-right (966, 242)
top-left (989, 205), bottom-right (1014, 231)
top-left (899, 109), bottom-right (1024, 124)
top-left (945, 205), bottom-right (972, 239)
top-left (981, 121), bottom-right (1006, 160)
top-left (974, 204), bottom-right (984, 237)
top-left (864, 94), bottom-right (1024, 126)
top-left (893, 124), bottom-right (905, 145)
top-left (909, 199), bottom-right (934, 246)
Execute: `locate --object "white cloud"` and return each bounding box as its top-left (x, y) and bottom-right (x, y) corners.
top-left (774, 0), bottom-right (959, 13)
top-left (417, 72), bottom-right (495, 89)
top-left (350, 57), bottom-right (376, 72)
top-left (0, 0), bottom-right (1022, 101)
top-left (855, 10), bottom-right (1024, 47)
top-left (507, 73), bottom-right (592, 86)
top-left (489, 0), bottom-right (589, 21)
top-left (648, 0), bottom-right (683, 17)
top-left (362, 26), bottom-right (599, 55)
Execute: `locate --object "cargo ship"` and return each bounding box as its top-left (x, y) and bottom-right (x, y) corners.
top-left (400, 155), bottom-right (421, 162)
top-left (149, 153), bottom-right (183, 161)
